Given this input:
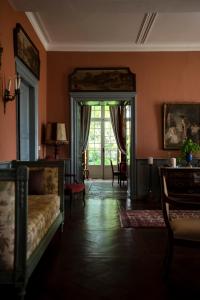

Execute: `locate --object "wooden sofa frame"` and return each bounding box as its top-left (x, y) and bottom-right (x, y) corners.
top-left (0, 160), bottom-right (65, 299)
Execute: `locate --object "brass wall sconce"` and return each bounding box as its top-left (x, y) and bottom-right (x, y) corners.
top-left (3, 75), bottom-right (21, 113)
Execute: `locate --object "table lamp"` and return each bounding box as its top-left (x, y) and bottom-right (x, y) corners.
top-left (45, 122), bottom-right (68, 159)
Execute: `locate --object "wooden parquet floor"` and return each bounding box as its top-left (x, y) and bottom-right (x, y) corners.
top-left (3, 180), bottom-right (200, 299)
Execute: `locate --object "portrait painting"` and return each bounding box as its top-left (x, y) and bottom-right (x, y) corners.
top-left (163, 103), bottom-right (200, 150)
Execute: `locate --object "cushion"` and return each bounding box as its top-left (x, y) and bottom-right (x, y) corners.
top-left (0, 181), bottom-right (15, 270)
top-left (29, 168), bottom-right (45, 195)
top-left (170, 218), bottom-right (200, 241)
top-left (43, 168), bottom-right (58, 194)
top-left (27, 194), bottom-right (60, 259)
top-left (65, 183), bottom-right (85, 193)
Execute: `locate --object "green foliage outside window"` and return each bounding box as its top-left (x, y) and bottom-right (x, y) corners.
top-left (88, 106), bottom-right (118, 166)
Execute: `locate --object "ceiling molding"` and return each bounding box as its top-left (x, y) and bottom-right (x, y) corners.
top-left (26, 12), bottom-right (200, 52)
top-left (26, 12), bottom-right (50, 50)
top-left (135, 12), bottom-right (157, 44)
top-left (48, 43), bottom-right (200, 52)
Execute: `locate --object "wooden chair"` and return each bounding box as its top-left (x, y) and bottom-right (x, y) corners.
top-left (64, 174), bottom-right (85, 216)
top-left (110, 159), bottom-right (120, 186)
top-left (160, 168), bottom-right (200, 277)
top-left (119, 162), bottom-right (127, 186)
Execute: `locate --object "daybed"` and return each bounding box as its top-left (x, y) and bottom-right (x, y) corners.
top-left (0, 160), bottom-right (65, 299)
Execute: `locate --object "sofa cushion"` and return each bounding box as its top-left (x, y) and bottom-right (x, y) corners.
top-left (43, 168), bottom-right (58, 194)
top-left (29, 168), bottom-right (45, 195)
top-left (27, 194), bottom-right (60, 259)
top-left (0, 181), bottom-right (15, 270)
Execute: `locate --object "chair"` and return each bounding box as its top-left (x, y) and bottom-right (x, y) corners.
top-left (110, 160), bottom-right (120, 186)
top-left (160, 169), bottom-right (200, 276)
top-left (119, 162), bottom-right (127, 186)
top-left (64, 174), bottom-right (85, 216)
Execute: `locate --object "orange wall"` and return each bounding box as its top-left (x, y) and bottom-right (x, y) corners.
top-left (0, 0), bottom-right (47, 161)
top-left (47, 51), bottom-right (200, 158)
top-left (2, 0), bottom-right (200, 160)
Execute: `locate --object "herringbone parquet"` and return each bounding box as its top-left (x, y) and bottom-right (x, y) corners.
top-left (3, 180), bottom-right (200, 299)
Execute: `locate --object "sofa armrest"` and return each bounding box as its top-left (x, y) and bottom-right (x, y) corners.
top-left (0, 166), bottom-right (28, 272)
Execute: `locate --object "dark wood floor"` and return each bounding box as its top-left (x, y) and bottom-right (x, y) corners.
top-left (4, 180), bottom-right (200, 299)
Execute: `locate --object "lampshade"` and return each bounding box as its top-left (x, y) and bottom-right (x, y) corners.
top-left (45, 122), bottom-right (68, 145)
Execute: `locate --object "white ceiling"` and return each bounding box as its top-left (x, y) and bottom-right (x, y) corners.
top-left (8, 0), bottom-right (200, 51)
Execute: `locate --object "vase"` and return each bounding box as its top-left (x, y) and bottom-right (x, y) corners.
top-left (185, 152), bottom-right (192, 167)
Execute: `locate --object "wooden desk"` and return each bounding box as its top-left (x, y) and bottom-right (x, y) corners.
top-left (160, 167), bottom-right (200, 196)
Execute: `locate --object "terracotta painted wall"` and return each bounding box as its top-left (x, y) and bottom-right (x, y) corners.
top-left (0, 0), bottom-right (47, 161)
top-left (47, 51), bottom-right (200, 158)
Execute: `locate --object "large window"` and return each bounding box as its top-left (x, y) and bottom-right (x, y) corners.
top-left (88, 106), bottom-right (118, 166)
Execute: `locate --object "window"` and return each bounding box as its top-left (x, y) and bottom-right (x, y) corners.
top-left (88, 105), bottom-right (118, 166)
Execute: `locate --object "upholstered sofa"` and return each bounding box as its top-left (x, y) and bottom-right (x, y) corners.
top-left (0, 160), bottom-right (65, 299)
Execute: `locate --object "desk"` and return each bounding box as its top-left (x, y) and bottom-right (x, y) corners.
top-left (160, 167), bottom-right (200, 196)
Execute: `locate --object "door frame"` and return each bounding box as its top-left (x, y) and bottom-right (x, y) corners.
top-left (15, 57), bottom-right (38, 160)
top-left (70, 91), bottom-right (136, 198)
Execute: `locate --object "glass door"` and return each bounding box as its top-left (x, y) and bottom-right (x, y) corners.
top-left (87, 105), bottom-right (119, 179)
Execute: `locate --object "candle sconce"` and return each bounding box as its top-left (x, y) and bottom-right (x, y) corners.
top-left (3, 75), bottom-right (21, 113)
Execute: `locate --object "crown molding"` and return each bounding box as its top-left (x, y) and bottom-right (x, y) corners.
top-left (26, 12), bottom-right (49, 50)
top-left (47, 43), bottom-right (200, 52)
top-left (26, 12), bottom-right (200, 52)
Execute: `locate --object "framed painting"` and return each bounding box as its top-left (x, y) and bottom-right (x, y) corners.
top-left (14, 23), bottom-right (40, 79)
top-left (69, 67), bottom-right (136, 92)
top-left (163, 103), bottom-right (200, 150)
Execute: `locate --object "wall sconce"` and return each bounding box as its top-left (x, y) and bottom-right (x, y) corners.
top-left (3, 75), bottom-right (21, 113)
top-left (45, 122), bottom-right (68, 159)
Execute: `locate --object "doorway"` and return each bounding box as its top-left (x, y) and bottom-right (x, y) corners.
top-left (70, 92), bottom-right (136, 198)
top-left (69, 67), bottom-right (136, 198)
top-left (87, 105), bottom-right (119, 179)
top-left (15, 57), bottom-right (38, 160)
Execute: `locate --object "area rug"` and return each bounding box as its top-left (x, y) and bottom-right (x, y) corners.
top-left (119, 210), bottom-right (165, 228)
top-left (119, 209), bottom-right (200, 228)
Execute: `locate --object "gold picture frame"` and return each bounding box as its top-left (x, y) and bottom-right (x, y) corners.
top-left (163, 103), bottom-right (200, 150)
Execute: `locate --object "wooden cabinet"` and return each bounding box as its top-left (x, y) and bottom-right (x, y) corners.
top-left (160, 167), bottom-right (200, 196)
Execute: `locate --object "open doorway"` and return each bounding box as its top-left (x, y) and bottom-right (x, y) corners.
top-left (69, 68), bottom-right (136, 199)
top-left (70, 94), bottom-right (136, 198)
top-left (87, 105), bottom-right (119, 179)
top-left (15, 57), bottom-right (38, 160)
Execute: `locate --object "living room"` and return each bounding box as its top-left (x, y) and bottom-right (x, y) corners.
top-left (1, 0), bottom-right (200, 298)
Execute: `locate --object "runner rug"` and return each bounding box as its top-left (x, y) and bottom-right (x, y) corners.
top-left (119, 209), bottom-right (200, 228)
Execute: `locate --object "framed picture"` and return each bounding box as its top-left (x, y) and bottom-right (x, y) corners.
top-left (14, 23), bottom-right (40, 79)
top-left (69, 67), bottom-right (136, 92)
top-left (163, 103), bottom-right (200, 150)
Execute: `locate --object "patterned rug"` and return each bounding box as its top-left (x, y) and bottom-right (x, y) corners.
top-left (119, 209), bottom-right (200, 228)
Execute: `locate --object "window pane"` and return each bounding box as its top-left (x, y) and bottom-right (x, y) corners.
top-left (104, 120), bottom-right (118, 165)
top-left (88, 150), bottom-right (101, 165)
top-left (104, 106), bottom-right (110, 118)
top-left (88, 106), bottom-right (118, 166)
top-left (91, 106), bottom-right (101, 118)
